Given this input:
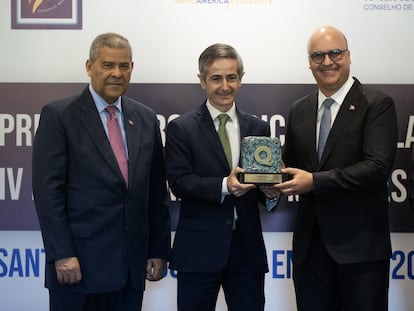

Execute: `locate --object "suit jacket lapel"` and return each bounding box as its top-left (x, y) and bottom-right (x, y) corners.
top-left (237, 109), bottom-right (250, 139)
top-left (195, 103), bottom-right (230, 171)
top-left (303, 93), bottom-right (319, 169)
top-left (122, 97), bottom-right (142, 189)
top-left (319, 79), bottom-right (362, 166)
top-left (78, 88), bottom-right (126, 184)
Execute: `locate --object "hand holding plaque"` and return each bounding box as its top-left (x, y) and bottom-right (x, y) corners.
top-left (239, 136), bottom-right (282, 184)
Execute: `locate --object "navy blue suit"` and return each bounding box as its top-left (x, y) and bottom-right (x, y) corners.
top-left (32, 87), bottom-right (170, 296)
top-left (165, 103), bottom-right (270, 310)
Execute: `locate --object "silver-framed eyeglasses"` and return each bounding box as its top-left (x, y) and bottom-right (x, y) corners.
top-left (309, 49), bottom-right (348, 64)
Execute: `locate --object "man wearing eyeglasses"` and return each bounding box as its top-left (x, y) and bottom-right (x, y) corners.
top-left (275, 25), bottom-right (398, 311)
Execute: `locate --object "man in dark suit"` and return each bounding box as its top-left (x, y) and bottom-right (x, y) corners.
top-left (276, 26), bottom-right (398, 311)
top-left (32, 33), bottom-right (170, 311)
top-left (165, 43), bottom-right (280, 311)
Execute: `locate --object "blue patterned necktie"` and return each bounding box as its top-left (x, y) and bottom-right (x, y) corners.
top-left (318, 98), bottom-right (335, 161)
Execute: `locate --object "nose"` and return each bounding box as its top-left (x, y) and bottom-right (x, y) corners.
top-left (221, 78), bottom-right (230, 90)
top-left (322, 53), bottom-right (334, 65)
top-left (111, 65), bottom-right (123, 77)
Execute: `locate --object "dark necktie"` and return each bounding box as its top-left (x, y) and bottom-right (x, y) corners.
top-left (217, 114), bottom-right (232, 168)
top-left (318, 98), bottom-right (335, 161)
top-left (106, 106), bottom-right (128, 186)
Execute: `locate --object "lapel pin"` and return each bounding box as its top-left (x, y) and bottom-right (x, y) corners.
top-left (128, 119), bottom-right (134, 126)
top-left (349, 104), bottom-right (355, 111)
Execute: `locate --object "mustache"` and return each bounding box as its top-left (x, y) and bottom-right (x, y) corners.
top-left (105, 80), bottom-right (125, 85)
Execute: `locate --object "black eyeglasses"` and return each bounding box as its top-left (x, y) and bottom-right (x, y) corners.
top-left (309, 49), bottom-right (348, 64)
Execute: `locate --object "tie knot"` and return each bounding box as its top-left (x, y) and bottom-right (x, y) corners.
top-left (105, 105), bottom-right (117, 117)
top-left (218, 114), bottom-right (229, 125)
top-left (323, 98), bottom-right (335, 109)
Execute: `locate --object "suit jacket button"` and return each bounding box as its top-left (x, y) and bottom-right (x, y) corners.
top-left (226, 220), bottom-right (232, 226)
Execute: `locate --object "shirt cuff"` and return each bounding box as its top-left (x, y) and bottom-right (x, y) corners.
top-left (221, 177), bottom-right (230, 203)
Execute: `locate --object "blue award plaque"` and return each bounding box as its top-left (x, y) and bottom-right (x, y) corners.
top-left (239, 136), bottom-right (282, 184)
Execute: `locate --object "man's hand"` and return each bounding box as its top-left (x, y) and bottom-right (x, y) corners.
top-left (275, 167), bottom-right (314, 195)
top-left (146, 258), bottom-right (166, 281)
top-left (227, 167), bottom-right (256, 197)
top-left (54, 256), bottom-right (82, 285)
top-left (258, 160), bottom-right (284, 199)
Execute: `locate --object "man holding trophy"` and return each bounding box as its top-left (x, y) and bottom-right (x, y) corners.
top-left (165, 43), bottom-right (281, 311)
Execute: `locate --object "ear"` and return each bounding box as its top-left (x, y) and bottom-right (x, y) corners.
top-left (198, 73), bottom-right (206, 90)
top-left (86, 59), bottom-right (93, 77)
top-left (239, 72), bottom-right (245, 84)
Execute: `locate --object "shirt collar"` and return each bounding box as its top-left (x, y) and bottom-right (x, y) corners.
top-left (206, 100), bottom-right (237, 122)
top-left (318, 76), bottom-right (355, 109)
top-left (89, 84), bottom-right (122, 113)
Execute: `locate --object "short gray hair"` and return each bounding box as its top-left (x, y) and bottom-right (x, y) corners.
top-left (198, 43), bottom-right (244, 80)
top-left (89, 32), bottom-right (132, 61)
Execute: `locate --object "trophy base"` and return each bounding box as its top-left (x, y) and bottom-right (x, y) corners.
top-left (239, 172), bottom-right (283, 185)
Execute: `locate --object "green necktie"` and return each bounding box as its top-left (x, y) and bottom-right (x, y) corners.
top-left (218, 114), bottom-right (232, 168)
